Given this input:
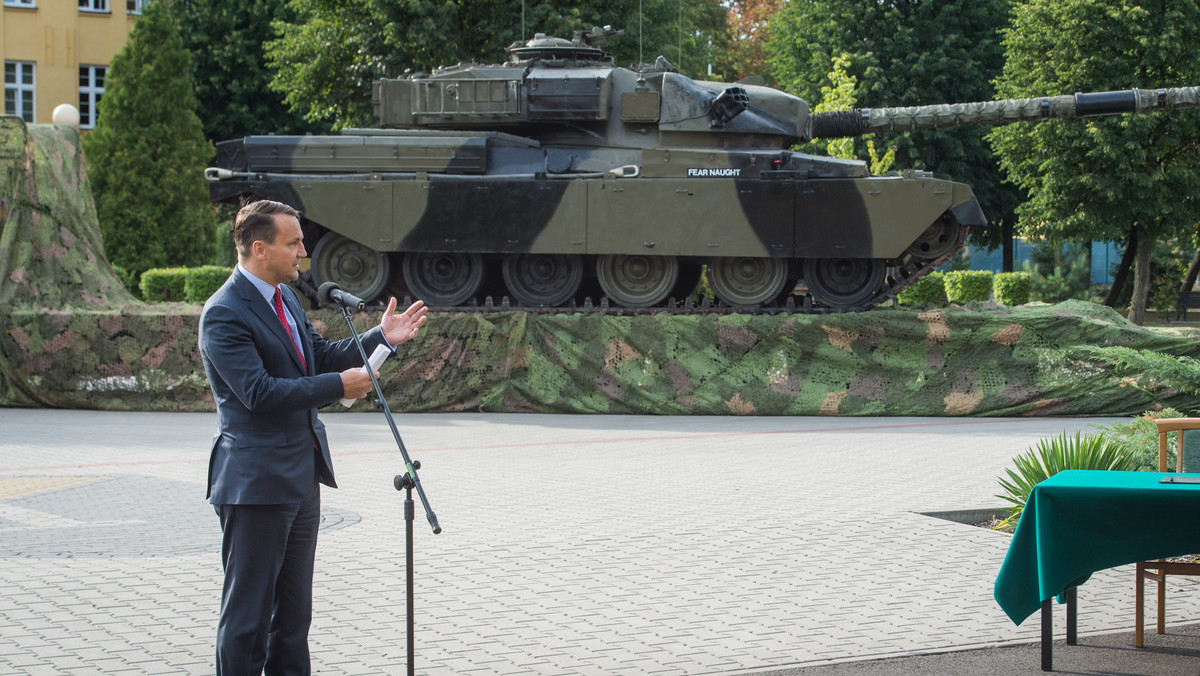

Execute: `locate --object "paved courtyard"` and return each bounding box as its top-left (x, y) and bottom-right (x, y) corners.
top-left (2, 410), bottom-right (1198, 674)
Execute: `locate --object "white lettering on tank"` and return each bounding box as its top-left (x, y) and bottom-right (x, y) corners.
top-left (686, 168), bottom-right (742, 177)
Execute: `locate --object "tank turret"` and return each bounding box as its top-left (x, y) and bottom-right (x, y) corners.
top-left (206, 29), bottom-right (1200, 312)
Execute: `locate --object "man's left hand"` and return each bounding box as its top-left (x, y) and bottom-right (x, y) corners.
top-left (380, 297), bottom-right (428, 346)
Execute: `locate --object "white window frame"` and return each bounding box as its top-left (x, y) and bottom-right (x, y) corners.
top-left (78, 0), bottom-right (109, 13)
top-left (4, 61), bottom-right (36, 123)
top-left (3, 0), bottom-right (37, 9)
top-left (126, 0), bottom-right (144, 14)
top-left (79, 65), bottom-right (106, 129)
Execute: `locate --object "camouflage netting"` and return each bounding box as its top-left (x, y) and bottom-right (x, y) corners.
top-left (0, 117), bottom-right (134, 406)
top-left (2, 117), bottom-right (1199, 415)
top-left (3, 301), bottom-right (1199, 416)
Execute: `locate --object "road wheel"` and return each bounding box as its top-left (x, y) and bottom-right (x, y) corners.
top-left (502, 253), bottom-right (583, 307)
top-left (402, 252), bottom-right (485, 307)
top-left (310, 232), bottom-right (391, 304)
top-left (596, 254), bottom-right (678, 308)
top-left (707, 256), bottom-right (788, 307)
top-left (803, 258), bottom-right (886, 309)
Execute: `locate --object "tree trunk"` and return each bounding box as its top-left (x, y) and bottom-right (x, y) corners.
top-left (1084, 241), bottom-right (1093, 288)
top-left (1181, 247), bottom-right (1200, 292)
top-left (1002, 220), bottom-right (1014, 273)
top-left (1127, 226), bottom-right (1152, 325)
top-left (1104, 231), bottom-right (1137, 307)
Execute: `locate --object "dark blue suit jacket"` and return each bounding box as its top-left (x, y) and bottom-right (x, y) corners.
top-left (198, 270), bottom-right (386, 504)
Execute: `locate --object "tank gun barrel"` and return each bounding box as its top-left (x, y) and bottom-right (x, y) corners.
top-left (808, 86), bottom-right (1200, 139)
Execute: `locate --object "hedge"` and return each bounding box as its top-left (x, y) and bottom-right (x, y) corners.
top-left (139, 267), bottom-right (189, 302)
top-left (994, 272), bottom-right (1032, 306)
top-left (944, 270), bottom-right (994, 303)
top-left (111, 264), bottom-right (140, 298)
top-left (897, 272), bottom-right (947, 306)
top-left (185, 266), bottom-right (233, 303)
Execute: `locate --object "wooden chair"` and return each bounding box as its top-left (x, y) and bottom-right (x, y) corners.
top-left (1135, 417), bottom-right (1200, 647)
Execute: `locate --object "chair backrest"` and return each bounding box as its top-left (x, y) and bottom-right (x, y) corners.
top-left (1154, 418), bottom-right (1200, 473)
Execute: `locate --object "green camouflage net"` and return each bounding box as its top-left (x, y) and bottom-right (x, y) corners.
top-left (3, 302), bottom-right (1199, 415)
top-left (0, 117), bottom-right (133, 405)
top-left (0, 118), bottom-right (131, 310)
top-left (2, 116), bottom-right (1198, 415)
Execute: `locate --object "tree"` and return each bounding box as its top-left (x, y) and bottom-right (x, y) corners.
top-left (988, 0), bottom-right (1200, 324)
top-left (716, 0), bottom-right (783, 84)
top-left (171, 0), bottom-right (323, 145)
top-left (812, 54), bottom-right (895, 175)
top-left (266, 0), bottom-right (727, 130)
top-left (767, 0), bottom-right (1018, 254)
top-left (83, 0), bottom-right (216, 278)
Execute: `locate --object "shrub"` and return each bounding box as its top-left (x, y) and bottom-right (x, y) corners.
top-left (1075, 345), bottom-right (1200, 408)
top-left (185, 266), bottom-right (233, 303)
top-left (84, 1), bottom-right (216, 278)
top-left (140, 267), bottom-right (189, 302)
top-left (1022, 241), bottom-right (1091, 303)
top-left (213, 219), bottom-right (237, 268)
top-left (996, 431), bottom-right (1137, 523)
top-left (993, 272), bottom-right (1032, 306)
top-left (896, 272), bottom-right (946, 306)
top-left (111, 264), bottom-right (140, 298)
top-left (690, 265), bottom-right (715, 303)
top-left (943, 270), bottom-right (993, 302)
top-left (1099, 409), bottom-right (1186, 472)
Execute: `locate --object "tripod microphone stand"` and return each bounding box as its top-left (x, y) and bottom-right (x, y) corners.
top-left (337, 302), bottom-right (440, 676)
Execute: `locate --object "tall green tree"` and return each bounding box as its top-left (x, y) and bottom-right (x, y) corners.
top-left (83, 0), bottom-right (216, 278)
top-left (266, 0), bottom-right (727, 130)
top-left (988, 0), bottom-right (1200, 324)
top-left (171, 0), bottom-right (322, 145)
top-left (767, 0), bottom-right (1018, 252)
top-left (812, 54), bottom-right (896, 175)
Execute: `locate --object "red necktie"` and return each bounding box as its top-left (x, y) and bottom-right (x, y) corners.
top-left (274, 287), bottom-right (307, 371)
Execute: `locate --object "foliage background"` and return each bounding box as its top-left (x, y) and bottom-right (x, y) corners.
top-left (266, 0), bottom-right (728, 130)
top-left (81, 0), bottom-right (216, 279)
top-left (173, 0), bottom-right (323, 144)
top-left (988, 0), bottom-right (1200, 324)
top-left (767, 0), bottom-right (1020, 251)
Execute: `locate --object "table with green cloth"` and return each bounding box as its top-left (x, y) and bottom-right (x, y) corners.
top-left (994, 469), bottom-right (1200, 669)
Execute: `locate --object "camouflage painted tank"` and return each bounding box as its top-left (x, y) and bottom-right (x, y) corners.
top-left (205, 27), bottom-right (1200, 312)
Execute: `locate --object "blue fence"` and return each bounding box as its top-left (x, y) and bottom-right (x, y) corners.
top-left (958, 240), bottom-right (1121, 285)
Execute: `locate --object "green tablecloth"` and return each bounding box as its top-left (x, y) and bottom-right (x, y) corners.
top-left (994, 470), bottom-right (1200, 625)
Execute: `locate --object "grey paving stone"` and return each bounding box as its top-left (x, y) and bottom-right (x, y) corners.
top-left (2, 410), bottom-right (1199, 674)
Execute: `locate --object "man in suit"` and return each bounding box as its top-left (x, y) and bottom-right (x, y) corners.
top-left (198, 199), bottom-right (427, 675)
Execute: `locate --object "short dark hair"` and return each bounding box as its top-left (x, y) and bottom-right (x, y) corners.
top-left (234, 200), bottom-right (301, 258)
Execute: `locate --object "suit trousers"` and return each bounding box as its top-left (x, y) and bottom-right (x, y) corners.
top-left (215, 486), bottom-right (320, 676)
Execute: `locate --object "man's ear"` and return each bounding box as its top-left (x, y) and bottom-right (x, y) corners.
top-left (251, 239), bottom-right (267, 260)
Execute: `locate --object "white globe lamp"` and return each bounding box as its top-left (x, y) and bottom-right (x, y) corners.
top-left (52, 104), bottom-right (81, 128)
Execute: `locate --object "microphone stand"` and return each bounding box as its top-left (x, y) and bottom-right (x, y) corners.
top-left (338, 303), bottom-right (440, 676)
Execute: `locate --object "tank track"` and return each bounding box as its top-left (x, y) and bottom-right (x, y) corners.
top-left (301, 227), bottom-right (969, 316)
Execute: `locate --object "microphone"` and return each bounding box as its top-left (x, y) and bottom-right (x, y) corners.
top-left (317, 282), bottom-right (366, 310)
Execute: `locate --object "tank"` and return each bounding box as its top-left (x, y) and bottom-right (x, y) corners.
top-left (205, 26), bottom-right (1200, 312)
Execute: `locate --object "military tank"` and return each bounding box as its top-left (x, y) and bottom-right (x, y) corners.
top-left (205, 26), bottom-right (1200, 312)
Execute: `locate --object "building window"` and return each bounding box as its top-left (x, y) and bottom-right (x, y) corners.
top-left (126, 0), bottom-right (144, 13)
top-left (4, 0), bottom-right (37, 8)
top-left (79, 66), bottom-right (106, 129)
top-left (79, 0), bottom-right (108, 12)
top-left (4, 61), bottom-right (36, 123)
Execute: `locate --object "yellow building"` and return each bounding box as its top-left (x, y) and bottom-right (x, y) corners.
top-left (2, 0), bottom-right (145, 128)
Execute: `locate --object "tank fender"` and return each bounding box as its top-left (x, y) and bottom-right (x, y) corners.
top-left (950, 197), bottom-right (987, 227)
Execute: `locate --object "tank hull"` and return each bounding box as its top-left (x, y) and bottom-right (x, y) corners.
top-left (209, 132), bottom-right (983, 311)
